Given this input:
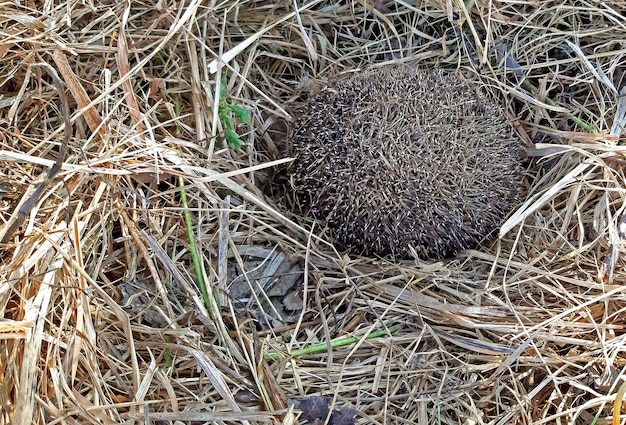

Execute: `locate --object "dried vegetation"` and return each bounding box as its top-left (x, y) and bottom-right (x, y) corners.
top-left (0, 1), bottom-right (625, 424)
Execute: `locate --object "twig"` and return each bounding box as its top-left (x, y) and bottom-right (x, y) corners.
top-left (0, 62), bottom-right (71, 245)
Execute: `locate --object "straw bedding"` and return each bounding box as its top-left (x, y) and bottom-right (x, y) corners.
top-left (0, 1), bottom-right (625, 424)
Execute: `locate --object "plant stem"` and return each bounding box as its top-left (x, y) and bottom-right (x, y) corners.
top-left (263, 325), bottom-right (403, 361)
top-left (178, 176), bottom-right (212, 309)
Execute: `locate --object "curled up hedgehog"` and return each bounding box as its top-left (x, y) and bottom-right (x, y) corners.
top-left (287, 65), bottom-right (524, 259)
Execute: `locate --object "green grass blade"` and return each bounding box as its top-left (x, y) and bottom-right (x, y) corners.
top-left (263, 325), bottom-right (402, 361)
top-left (178, 176), bottom-right (212, 309)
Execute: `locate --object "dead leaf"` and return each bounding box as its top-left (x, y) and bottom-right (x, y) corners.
top-left (330, 408), bottom-right (356, 425)
top-left (297, 396), bottom-right (329, 423)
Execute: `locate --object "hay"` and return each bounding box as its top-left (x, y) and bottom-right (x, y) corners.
top-left (0, 0), bottom-right (625, 424)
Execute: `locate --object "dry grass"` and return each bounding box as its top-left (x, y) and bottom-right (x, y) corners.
top-left (0, 0), bottom-right (625, 424)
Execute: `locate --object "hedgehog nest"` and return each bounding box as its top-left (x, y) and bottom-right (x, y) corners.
top-left (289, 66), bottom-right (524, 258)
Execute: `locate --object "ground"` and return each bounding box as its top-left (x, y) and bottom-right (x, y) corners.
top-left (0, 1), bottom-right (626, 424)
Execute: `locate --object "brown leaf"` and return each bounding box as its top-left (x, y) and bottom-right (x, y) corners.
top-left (330, 408), bottom-right (356, 425)
top-left (297, 396), bottom-right (329, 423)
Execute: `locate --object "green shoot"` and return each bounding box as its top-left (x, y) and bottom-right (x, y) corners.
top-left (178, 176), bottom-right (212, 310)
top-left (214, 74), bottom-right (249, 149)
top-left (263, 325), bottom-right (402, 361)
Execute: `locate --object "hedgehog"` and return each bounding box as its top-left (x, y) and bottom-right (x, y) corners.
top-left (288, 65), bottom-right (524, 258)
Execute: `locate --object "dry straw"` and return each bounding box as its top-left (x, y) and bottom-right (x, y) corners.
top-left (0, 1), bottom-right (625, 425)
